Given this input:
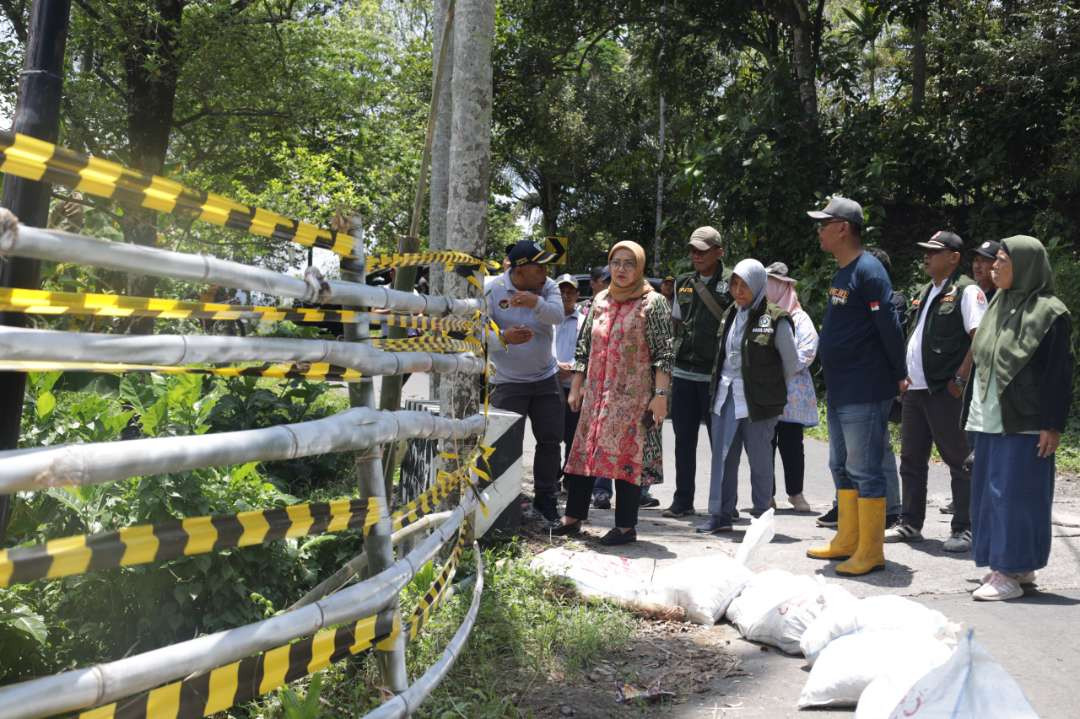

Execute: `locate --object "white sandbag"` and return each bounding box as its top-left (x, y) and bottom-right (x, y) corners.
top-left (530, 547), bottom-right (656, 605)
top-left (650, 555), bottom-right (752, 625)
top-left (800, 594), bottom-right (959, 666)
top-left (798, 630), bottom-right (953, 708)
top-left (726, 569), bottom-right (817, 635)
top-left (648, 507), bottom-right (778, 625)
top-left (855, 663), bottom-right (944, 719)
top-left (742, 581), bottom-right (858, 655)
top-left (879, 629), bottom-right (1039, 718)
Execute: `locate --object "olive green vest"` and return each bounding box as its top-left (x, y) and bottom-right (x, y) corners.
top-left (712, 300), bottom-right (791, 421)
top-left (906, 273), bottom-right (975, 394)
top-left (674, 269), bottom-right (733, 375)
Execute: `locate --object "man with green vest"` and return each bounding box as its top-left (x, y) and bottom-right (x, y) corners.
top-left (887, 231), bottom-right (988, 552)
top-left (663, 226), bottom-right (734, 518)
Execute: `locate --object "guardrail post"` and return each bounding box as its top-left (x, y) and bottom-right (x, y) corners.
top-left (342, 218), bottom-right (409, 693)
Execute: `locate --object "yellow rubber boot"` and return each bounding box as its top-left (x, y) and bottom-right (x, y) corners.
top-left (837, 497), bottom-right (887, 576)
top-left (807, 489), bottom-right (859, 560)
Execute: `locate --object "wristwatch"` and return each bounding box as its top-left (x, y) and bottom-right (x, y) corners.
top-left (654, 388), bottom-right (669, 397)
top-left (953, 375), bottom-right (967, 388)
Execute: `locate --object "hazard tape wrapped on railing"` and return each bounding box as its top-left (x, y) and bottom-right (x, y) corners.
top-left (0, 500), bottom-right (479, 719)
top-left (0, 408), bottom-right (486, 493)
top-left (0, 216), bottom-right (482, 317)
top-left (0, 360), bottom-right (365, 382)
top-left (0, 497), bottom-right (383, 588)
top-left (0, 287), bottom-right (479, 332)
top-left (0, 325), bottom-right (482, 384)
top-left (0, 132), bottom-right (507, 276)
top-left (79, 609), bottom-right (400, 719)
top-left (0, 131), bottom-right (356, 257)
top-left (405, 523), bottom-right (468, 641)
top-left (0, 448), bottom-right (488, 587)
top-left (73, 525), bottom-right (470, 719)
top-left (366, 250), bottom-right (500, 274)
top-left (364, 542), bottom-right (485, 719)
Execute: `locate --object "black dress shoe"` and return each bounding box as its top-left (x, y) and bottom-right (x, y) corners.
top-left (639, 494), bottom-right (661, 508)
top-left (695, 516), bottom-right (733, 534)
top-left (599, 528), bottom-right (637, 546)
top-left (550, 520), bottom-right (581, 537)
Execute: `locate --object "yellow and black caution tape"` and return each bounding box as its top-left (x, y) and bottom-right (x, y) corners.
top-left (0, 360), bottom-right (365, 382)
top-left (79, 610), bottom-right (400, 719)
top-left (0, 287), bottom-right (480, 332)
top-left (366, 250), bottom-right (501, 274)
top-left (406, 524), bottom-right (467, 641)
top-left (391, 462), bottom-right (472, 533)
top-left (0, 497), bottom-right (382, 588)
top-left (0, 132), bottom-right (362, 258)
top-left (370, 334), bottom-right (477, 354)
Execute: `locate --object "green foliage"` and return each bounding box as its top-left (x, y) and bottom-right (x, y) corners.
top-left (313, 542), bottom-right (637, 718)
top-left (278, 674), bottom-right (325, 719)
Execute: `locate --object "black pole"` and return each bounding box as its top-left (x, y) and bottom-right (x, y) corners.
top-left (0, 0), bottom-right (72, 540)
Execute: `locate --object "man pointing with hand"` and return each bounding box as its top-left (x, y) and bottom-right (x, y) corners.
top-left (485, 239), bottom-right (566, 524)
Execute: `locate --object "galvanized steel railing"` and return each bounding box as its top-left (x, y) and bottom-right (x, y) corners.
top-left (0, 138), bottom-right (503, 719)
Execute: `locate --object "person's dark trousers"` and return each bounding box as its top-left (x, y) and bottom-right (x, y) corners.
top-left (492, 375), bottom-right (565, 502)
top-left (772, 421), bottom-right (805, 496)
top-left (561, 386), bottom-right (580, 466)
top-left (899, 389), bottom-right (971, 533)
top-left (565, 473), bottom-right (643, 528)
top-left (671, 376), bottom-right (713, 510)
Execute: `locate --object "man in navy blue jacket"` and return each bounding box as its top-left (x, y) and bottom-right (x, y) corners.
top-left (805, 197), bottom-right (907, 576)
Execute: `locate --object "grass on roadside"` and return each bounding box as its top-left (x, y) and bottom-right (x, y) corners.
top-left (255, 540), bottom-right (636, 718)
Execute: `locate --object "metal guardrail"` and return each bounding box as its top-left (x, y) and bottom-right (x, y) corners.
top-left (0, 142), bottom-right (502, 718)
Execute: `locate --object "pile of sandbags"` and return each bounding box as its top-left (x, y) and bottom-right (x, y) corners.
top-left (530, 510), bottom-right (1038, 717)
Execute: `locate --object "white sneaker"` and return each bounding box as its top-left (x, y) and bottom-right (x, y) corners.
top-left (884, 522), bottom-right (923, 543)
top-left (981, 570), bottom-right (1036, 585)
top-left (942, 529), bottom-right (972, 553)
top-left (973, 571), bottom-right (1024, 601)
top-left (788, 494), bottom-right (812, 512)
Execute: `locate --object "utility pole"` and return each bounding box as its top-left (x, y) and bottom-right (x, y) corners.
top-left (0, 0), bottom-right (72, 540)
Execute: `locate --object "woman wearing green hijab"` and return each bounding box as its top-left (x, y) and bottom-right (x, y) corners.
top-left (965, 236), bottom-right (1073, 601)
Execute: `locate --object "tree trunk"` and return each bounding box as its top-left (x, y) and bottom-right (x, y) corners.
top-left (429, 0), bottom-right (454, 402)
top-left (120, 0), bottom-right (183, 334)
top-left (790, 14), bottom-right (819, 129)
top-left (911, 9), bottom-right (928, 113)
top-left (429, 0), bottom-right (454, 297)
top-left (440, 0), bottom-right (493, 419)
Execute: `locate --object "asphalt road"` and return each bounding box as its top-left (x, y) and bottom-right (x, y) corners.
top-left (519, 411), bottom-right (1080, 719)
top-left (393, 376), bottom-right (1080, 717)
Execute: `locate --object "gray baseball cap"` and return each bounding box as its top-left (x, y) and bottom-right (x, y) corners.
top-left (807, 197), bottom-right (864, 229)
top-left (555, 273), bottom-right (578, 289)
top-left (688, 226), bottom-right (723, 250)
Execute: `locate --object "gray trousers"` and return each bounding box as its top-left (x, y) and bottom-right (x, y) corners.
top-left (707, 387), bottom-right (779, 517)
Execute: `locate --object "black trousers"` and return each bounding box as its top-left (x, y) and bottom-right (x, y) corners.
top-left (671, 376), bottom-right (713, 510)
top-left (771, 421), bottom-right (805, 496)
top-left (561, 386), bottom-right (580, 467)
top-left (564, 473), bottom-right (642, 529)
top-left (899, 389), bottom-right (971, 533)
top-left (492, 375), bottom-right (565, 498)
